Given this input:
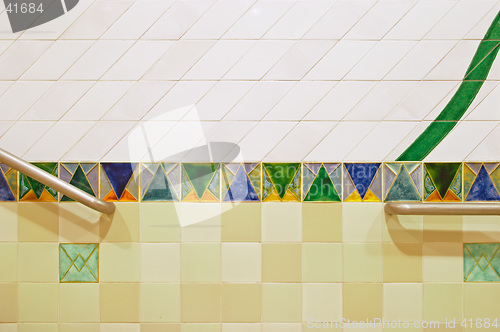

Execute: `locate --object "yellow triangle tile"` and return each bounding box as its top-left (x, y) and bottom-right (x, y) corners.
top-left (182, 190), bottom-right (200, 202)
top-left (264, 190), bottom-right (281, 202)
top-left (363, 189), bottom-right (381, 202)
top-left (282, 190), bottom-right (300, 202)
top-left (201, 190), bottom-right (219, 202)
top-left (345, 190), bottom-right (361, 202)
top-left (425, 190), bottom-right (442, 202)
top-left (20, 190), bottom-right (37, 201)
top-left (39, 190), bottom-right (57, 202)
top-left (444, 190), bottom-right (461, 202)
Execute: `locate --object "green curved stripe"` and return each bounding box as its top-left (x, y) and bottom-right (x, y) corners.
top-left (397, 11), bottom-right (500, 161)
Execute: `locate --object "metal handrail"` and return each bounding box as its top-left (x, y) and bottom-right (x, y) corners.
top-left (0, 148), bottom-right (115, 214)
top-left (385, 202), bottom-right (500, 216)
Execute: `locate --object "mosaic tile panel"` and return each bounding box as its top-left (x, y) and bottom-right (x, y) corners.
top-left (19, 162), bottom-right (58, 202)
top-left (181, 163), bottom-right (220, 202)
top-left (263, 163), bottom-right (301, 202)
top-left (464, 163), bottom-right (500, 201)
top-left (384, 163), bottom-right (422, 202)
top-left (424, 163), bottom-right (462, 202)
top-left (0, 164), bottom-right (17, 201)
top-left (141, 163), bottom-right (180, 201)
top-left (464, 243), bottom-right (500, 282)
top-left (303, 163), bottom-right (341, 202)
top-left (221, 163), bottom-right (261, 202)
top-left (59, 163), bottom-right (98, 201)
top-left (59, 244), bottom-right (99, 283)
top-left (343, 163), bottom-right (382, 202)
top-left (100, 163), bottom-right (139, 202)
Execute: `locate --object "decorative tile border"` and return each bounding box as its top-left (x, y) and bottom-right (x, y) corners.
top-left (464, 243), bottom-right (500, 282)
top-left (59, 243), bottom-right (99, 283)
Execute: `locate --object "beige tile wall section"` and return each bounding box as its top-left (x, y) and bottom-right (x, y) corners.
top-left (1, 202), bottom-right (500, 331)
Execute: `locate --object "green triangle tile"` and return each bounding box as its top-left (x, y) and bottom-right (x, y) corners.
top-left (263, 163), bottom-right (300, 199)
top-left (491, 165), bottom-right (500, 193)
top-left (464, 165), bottom-right (476, 197)
top-left (183, 163), bottom-right (218, 199)
top-left (467, 264), bottom-right (500, 282)
top-left (64, 165), bottom-right (95, 200)
top-left (143, 166), bottom-right (174, 201)
top-left (425, 163), bottom-right (461, 199)
top-left (386, 167), bottom-right (421, 201)
top-left (304, 165), bottom-right (340, 202)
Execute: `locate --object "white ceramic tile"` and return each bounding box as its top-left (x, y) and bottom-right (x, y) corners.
top-left (264, 81), bottom-right (334, 121)
top-left (0, 11), bottom-right (22, 40)
top-left (0, 121), bottom-right (54, 157)
top-left (0, 81), bottom-right (14, 98)
top-left (465, 2), bottom-right (500, 39)
top-left (224, 40), bottom-right (294, 80)
top-left (21, 81), bottom-right (94, 120)
top-left (305, 40), bottom-right (376, 80)
top-left (344, 41), bottom-right (416, 80)
top-left (0, 41), bottom-right (52, 80)
top-left (263, 0), bottom-right (334, 39)
top-left (223, 0), bottom-right (295, 39)
top-left (183, 40), bottom-right (255, 80)
top-left (385, 122), bottom-right (431, 160)
top-left (426, 40), bottom-right (481, 80)
top-left (0, 81), bottom-right (53, 120)
top-left (264, 40), bottom-right (335, 80)
top-left (0, 41), bottom-right (13, 57)
top-left (224, 81), bottom-right (296, 121)
top-left (143, 40), bottom-right (215, 80)
top-left (423, 83), bottom-right (460, 121)
top-left (0, 121), bottom-right (15, 140)
top-left (486, 48), bottom-right (500, 81)
top-left (462, 81), bottom-right (499, 119)
top-left (102, 81), bottom-right (175, 121)
top-left (183, 0), bottom-right (255, 39)
top-left (467, 124), bottom-right (500, 161)
top-left (21, 41), bottom-right (93, 81)
top-left (102, 41), bottom-right (174, 80)
top-left (465, 83), bottom-right (500, 120)
top-left (62, 40), bottom-right (134, 80)
top-left (62, 81), bottom-right (134, 121)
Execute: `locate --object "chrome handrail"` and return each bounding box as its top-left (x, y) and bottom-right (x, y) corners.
top-left (0, 148), bottom-right (115, 214)
top-left (385, 202), bottom-right (500, 216)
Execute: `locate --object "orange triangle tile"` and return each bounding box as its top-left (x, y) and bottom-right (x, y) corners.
top-left (363, 189), bottom-right (381, 202)
top-left (103, 190), bottom-right (119, 202)
top-left (182, 190), bottom-right (200, 202)
top-left (39, 190), bottom-right (57, 202)
top-left (345, 190), bottom-right (362, 202)
top-left (120, 189), bottom-right (137, 202)
top-left (20, 190), bottom-right (37, 201)
top-left (444, 190), bottom-right (461, 202)
top-left (264, 190), bottom-right (281, 202)
top-left (425, 190), bottom-right (442, 202)
top-left (201, 190), bottom-right (218, 202)
top-left (282, 190), bottom-right (300, 202)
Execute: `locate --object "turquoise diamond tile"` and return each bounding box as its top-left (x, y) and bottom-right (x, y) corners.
top-left (384, 162), bottom-right (422, 202)
top-left (141, 163), bottom-right (180, 201)
top-left (59, 243), bottom-right (99, 283)
top-left (464, 243), bottom-right (500, 282)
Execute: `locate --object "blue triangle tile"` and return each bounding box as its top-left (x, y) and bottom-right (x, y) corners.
top-left (224, 166), bottom-right (259, 201)
top-left (101, 163), bottom-right (137, 198)
top-left (466, 166), bottom-right (500, 201)
top-left (345, 163), bottom-right (381, 199)
top-left (0, 171), bottom-right (15, 201)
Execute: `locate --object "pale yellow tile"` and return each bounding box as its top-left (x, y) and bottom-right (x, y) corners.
top-left (302, 203), bottom-right (342, 242)
top-left (19, 283), bottom-right (58, 322)
top-left (181, 243), bottom-right (220, 282)
top-left (345, 323), bottom-right (382, 331)
top-left (383, 214), bottom-right (423, 243)
top-left (221, 203), bottom-right (261, 242)
top-left (422, 243), bottom-right (463, 282)
top-left (0, 243), bottom-right (17, 282)
top-left (100, 243), bottom-right (140, 282)
top-left (423, 283), bottom-right (462, 321)
top-left (0, 203), bottom-right (17, 241)
top-left (222, 323), bottom-right (261, 332)
top-left (262, 283), bottom-right (302, 323)
top-left (100, 203), bottom-right (139, 242)
top-left (222, 284), bottom-right (261, 323)
top-left (0, 284), bottom-right (17, 323)
top-left (342, 203), bottom-right (383, 242)
top-left (343, 283), bottom-right (382, 321)
top-left (18, 243), bottom-right (58, 282)
top-left (141, 324), bottom-right (180, 332)
top-left (383, 325), bottom-right (422, 332)
top-left (262, 323), bottom-right (302, 331)
top-left (18, 324), bottom-right (58, 332)
top-left (140, 203), bottom-right (180, 242)
top-left (383, 243), bottom-right (422, 282)
top-left (463, 215), bottom-right (500, 242)
top-left (181, 324), bottom-right (221, 332)
top-left (99, 323), bottom-right (140, 332)
top-left (262, 203), bottom-right (301, 242)
top-left (221, 243), bottom-right (261, 282)
top-left (425, 324), bottom-right (462, 331)
top-left (59, 203), bottom-right (100, 243)
top-left (302, 243), bottom-right (342, 282)
top-left (0, 324), bottom-right (18, 332)
top-left (19, 203), bottom-right (58, 242)
top-left (464, 284), bottom-right (500, 320)
top-left (343, 243), bottom-right (382, 282)
top-left (59, 323), bottom-right (100, 332)
top-left (141, 243), bottom-right (180, 282)
top-left (101, 284), bottom-right (140, 323)
top-left (181, 284), bottom-right (221, 323)
top-left (302, 283), bottom-right (342, 322)
top-left (303, 322), bottom-right (342, 331)
top-left (59, 284), bottom-right (99, 323)
top-left (423, 215), bottom-right (462, 242)
top-left (263, 244), bottom-right (301, 283)
top-left (178, 203), bottom-right (221, 242)
top-left (383, 283), bottom-right (422, 321)
top-left (141, 284), bottom-right (180, 322)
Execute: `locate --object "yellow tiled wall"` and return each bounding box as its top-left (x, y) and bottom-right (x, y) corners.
top-left (1, 202), bottom-right (500, 331)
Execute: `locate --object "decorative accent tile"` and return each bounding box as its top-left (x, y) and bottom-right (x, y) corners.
top-left (263, 163), bottom-right (301, 202)
top-left (19, 162), bottom-right (58, 202)
top-left (100, 163), bottom-right (139, 202)
top-left (181, 163), bottom-right (220, 202)
top-left (464, 243), bottom-right (500, 282)
top-left (424, 163), bottom-right (462, 202)
top-left (303, 163), bottom-right (341, 202)
top-left (383, 163), bottom-right (422, 202)
top-left (221, 163), bottom-right (261, 202)
top-left (343, 163), bottom-right (382, 202)
top-left (140, 163), bottom-right (180, 201)
top-left (59, 243), bottom-right (99, 283)
top-left (59, 163), bottom-right (98, 201)
top-left (464, 163), bottom-right (500, 201)
top-left (0, 164), bottom-right (17, 201)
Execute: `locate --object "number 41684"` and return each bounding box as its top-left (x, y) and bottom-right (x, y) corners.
top-left (6, 2), bottom-right (44, 14)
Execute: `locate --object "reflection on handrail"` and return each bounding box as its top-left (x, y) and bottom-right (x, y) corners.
top-left (385, 202), bottom-right (500, 216)
top-left (0, 148), bottom-right (115, 214)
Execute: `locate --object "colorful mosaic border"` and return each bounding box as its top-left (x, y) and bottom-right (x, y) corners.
top-left (1, 162), bottom-right (499, 203)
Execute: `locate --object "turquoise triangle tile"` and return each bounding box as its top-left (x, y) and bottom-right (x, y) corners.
top-left (385, 166), bottom-right (421, 201)
top-left (386, 163), bottom-right (401, 175)
top-left (405, 162), bottom-right (420, 174)
top-left (143, 166), bottom-right (175, 201)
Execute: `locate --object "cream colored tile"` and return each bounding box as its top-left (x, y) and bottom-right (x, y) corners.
top-left (262, 203), bottom-right (301, 242)
top-left (101, 203), bottom-right (139, 242)
top-left (221, 243), bottom-right (261, 282)
top-left (302, 203), bottom-right (342, 242)
top-left (179, 203), bottom-right (222, 242)
top-left (384, 214), bottom-right (423, 243)
top-left (141, 284), bottom-right (181, 322)
top-left (0, 243), bottom-right (17, 282)
top-left (342, 203), bottom-right (383, 242)
top-left (100, 244), bottom-right (140, 282)
top-left (383, 243), bottom-right (422, 282)
top-left (343, 243), bottom-right (382, 282)
top-left (18, 243), bottom-right (58, 282)
top-left (140, 203), bottom-right (181, 242)
top-left (263, 244), bottom-right (301, 283)
top-left (19, 203), bottom-right (58, 242)
top-left (222, 284), bottom-right (261, 323)
top-left (345, 324), bottom-right (382, 331)
top-left (262, 323), bottom-right (302, 331)
top-left (0, 203), bottom-right (17, 241)
top-left (423, 215), bottom-right (462, 242)
top-left (302, 243), bottom-right (342, 283)
top-left (18, 324), bottom-right (58, 332)
top-left (0, 324), bottom-right (18, 332)
top-left (221, 203), bottom-right (261, 242)
top-left (343, 283), bottom-right (382, 321)
top-left (463, 215), bottom-right (500, 242)
top-left (59, 203), bottom-right (100, 243)
top-left (464, 284), bottom-right (500, 320)
top-left (181, 324), bottom-right (221, 332)
top-left (99, 324), bottom-right (140, 332)
top-left (302, 283), bottom-right (342, 322)
top-left (303, 322), bottom-right (342, 331)
top-left (141, 324), bottom-right (180, 332)
top-left (181, 284), bottom-right (221, 323)
top-left (0, 284), bottom-right (17, 323)
top-left (101, 284), bottom-right (140, 323)
top-left (262, 284), bottom-right (302, 323)
top-left (141, 243), bottom-right (180, 282)
top-left (222, 323), bottom-right (261, 332)
top-left (181, 243), bottom-right (220, 282)
top-left (59, 284), bottom-right (99, 323)
top-left (59, 323), bottom-right (100, 332)
top-left (422, 243), bottom-right (463, 282)
top-left (423, 283), bottom-right (462, 321)
top-left (383, 283), bottom-right (422, 321)
top-left (19, 283), bottom-right (58, 322)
